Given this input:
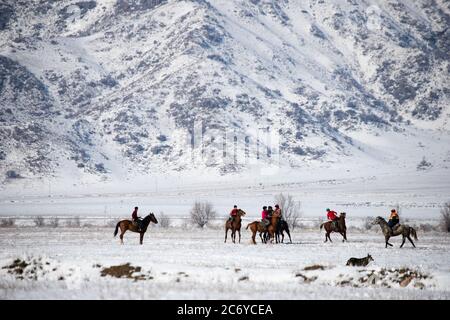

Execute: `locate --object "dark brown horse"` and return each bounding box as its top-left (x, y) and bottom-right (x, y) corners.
top-left (320, 212), bottom-right (347, 243)
top-left (114, 213), bottom-right (158, 245)
top-left (276, 220), bottom-right (292, 243)
top-left (247, 212), bottom-right (280, 244)
top-left (224, 209), bottom-right (246, 243)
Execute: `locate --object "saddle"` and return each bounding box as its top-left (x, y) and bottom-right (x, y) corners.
top-left (331, 220), bottom-right (340, 231)
top-left (133, 218), bottom-right (143, 231)
top-left (391, 223), bottom-right (401, 233)
top-left (259, 220), bottom-right (269, 230)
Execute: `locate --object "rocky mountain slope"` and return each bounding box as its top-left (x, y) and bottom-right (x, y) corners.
top-left (0, 0), bottom-right (449, 182)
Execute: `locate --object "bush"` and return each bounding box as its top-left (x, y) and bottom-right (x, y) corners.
top-left (106, 219), bottom-right (118, 227)
top-left (48, 217), bottom-right (59, 228)
top-left (0, 218), bottom-right (15, 227)
top-left (441, 201), bottom-right (450, 232)
top-left (158, 212), bottom-right (170, 228)
top-left (274, 193), bottom-right (302, 230)
top-left (33, 216), bottom-right (45, 227)
top-left (417, 157), bottom-right (432, 170)
top-left (419, 223), bottom-right (435, 232)
top-left (190, 201), bottom-right (216, 228)
top-left (66, 216), bottom-right (81, 227)
top-left (364, 217), bottom-right (374, 230)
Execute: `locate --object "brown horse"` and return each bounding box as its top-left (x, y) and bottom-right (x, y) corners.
top-left (224, 209), bottom-right (246, 243)
top-left (114, 213), bottom-right (158, 245)
top-left (320, 212), bottom-right (347, 243)
top-left (246, 212), bottom-right (280, 244)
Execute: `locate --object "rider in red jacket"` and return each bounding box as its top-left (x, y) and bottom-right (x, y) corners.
top-left (229, 205), bottom-right (238, 223)
top-left (261, 206), bottom-right (269, 227)
top-left (326, 208), bottom-right (338, 221)
top-left (326, 208), bottom-right (339, 229)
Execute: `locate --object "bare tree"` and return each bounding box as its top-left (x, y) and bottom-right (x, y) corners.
top-left (441, 201), bottom-right (450, 232)
top-left (274, 193), bottom-right (302, 230)
top-left (158, 212), bottom-right (171, 228)
top-left (190, 201), bottom-right (216, 228)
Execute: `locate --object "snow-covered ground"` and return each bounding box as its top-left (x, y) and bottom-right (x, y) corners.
top-left (0, 224), bottom-right (449, 300)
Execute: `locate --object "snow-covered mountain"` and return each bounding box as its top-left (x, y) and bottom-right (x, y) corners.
top-left (0, 0), bottom-right (449, 184)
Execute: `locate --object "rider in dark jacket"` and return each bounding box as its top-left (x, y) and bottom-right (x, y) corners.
top-left (132, 206), bottom-right (142, 231)
top-left (387, 209), bottom-right (400, 231)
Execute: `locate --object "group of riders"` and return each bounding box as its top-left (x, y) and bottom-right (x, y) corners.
top-left (130, 204), bottom-right (402, 235)
top-left (228, 204), bottom-right (282, 229)
top-left (228, 205), bottom-right (401, 235)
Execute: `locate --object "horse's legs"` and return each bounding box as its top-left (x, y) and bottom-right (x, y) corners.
top-left (327, 233), bottom-right (332, 242)
top-left (385, 235), bottom-right (393, 248)
top-left (400, 235), bottom-right (406, 248)
top-left (140, 233), bottom-right (144, 245)
top-left (324, 232), bottom-right (328, 243)
top-left (119, 228), bottom-right (125, 245)
top-left (232, 230), bottom-right (236, 243)
top-left (286, 230), bottom-right (292, 243)
top-left (238, 229), bottom-right (241, 243)
top-left (252, 231), bottom-right (257, 245)
top-left (407, 235), bottom-right (416, 248)
top-left (340, 232), bottom-right (345, 242)
top-left (224, 228), bottom-right (228, 243)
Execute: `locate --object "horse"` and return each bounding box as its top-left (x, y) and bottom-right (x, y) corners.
top-left (114, 213), bottom-right (158, 245)
top-left (224, 209), bottom-right (246, 243)
top-left (246, 212), bottom-right (280, 244)
top-left (320, 212), bottom-right (347, 243)
top-left (372, 216), bottom-right (418, 248)
top-left (276, 219), bottom-right (292, 243)
top-left (246, 220), bottom-right (268, 244)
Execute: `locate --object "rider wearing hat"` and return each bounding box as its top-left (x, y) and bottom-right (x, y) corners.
top-left (131, 206), bottom-right (142, 231)
top-left (326, 208), bottom-right (339, 229)
top-left (228, 205), bottom-right (239, 223)
top-left (388, 209), bottom-right (400, 231)
top-left (274, 204), bottom-right (283, 232)
top-left (261, 206), bottom-right (269, 227)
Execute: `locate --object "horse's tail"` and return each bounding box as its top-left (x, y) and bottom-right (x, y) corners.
top-left (114, 222), bottom-right (120, 237)
top-left (319, 223), bottom-right (325, 230)
top-left (246, 222), bottom-right (253, 230)
top-left (410, 227), bottom-right (418, 240)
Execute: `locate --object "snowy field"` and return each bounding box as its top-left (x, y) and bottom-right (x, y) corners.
top-left (1, 223), bottom-right (449, 300)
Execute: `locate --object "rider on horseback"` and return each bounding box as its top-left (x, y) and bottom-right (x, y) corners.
top-left (267, 206), bottom-right (274, 218)
top-left (274, 204), bottom-right (282, 231)
top-left (261, 206), bottom-right (270, 228)
top-left (228, 205), bottom-right (239, 224)
top-left (132, 206), bottom-right (143, 232)
top-left (326, 208), bottom-right (339, 229)
top-left (387, 209), bottom-right (400, 233)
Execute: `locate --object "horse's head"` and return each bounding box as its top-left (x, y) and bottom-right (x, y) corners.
top-left (367, 254), bottom-right (374, 262)
top-left (372, 216), bottom-right (384, 225)
top-left (147, 212), bottom-right (158, 224)
top-left (238, 209), bottom-right (246, 217)
top-left (340, 212), bottom-right (346, 218)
